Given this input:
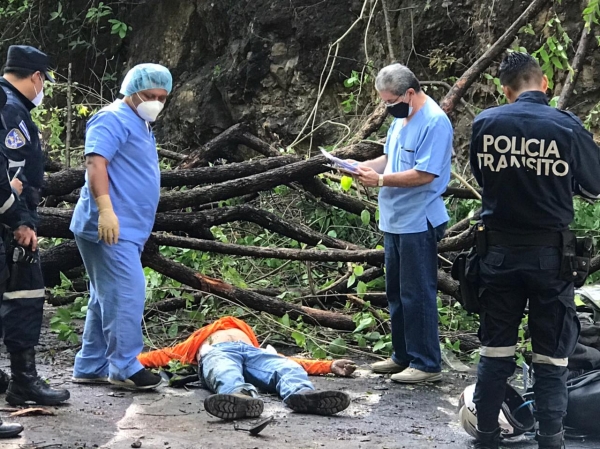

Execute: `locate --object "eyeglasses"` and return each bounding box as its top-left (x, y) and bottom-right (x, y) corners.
top-left (383, 91), bottom-right (409, 107)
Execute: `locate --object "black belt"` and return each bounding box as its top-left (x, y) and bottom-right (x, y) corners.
top-left (486, 230), bottom-right (562, 247)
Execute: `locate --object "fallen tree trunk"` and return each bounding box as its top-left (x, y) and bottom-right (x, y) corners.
top-left (157, 141), bottom-right (383, 212)
top-left (43, 155), bottom-right (301, 197)
top-left (141, 241), bottom-right (356, 331)
top-left (40, 240), bottom-right (83, 287)
top-left (38, 204), bottom-right (358, 250)
top-left (150, 234), bottom-right (383, 265)
top-left (179, 123), bottom-right (281, 169)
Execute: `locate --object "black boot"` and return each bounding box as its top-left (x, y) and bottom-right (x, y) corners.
top-left (5, 348), bottom-right (70, 406)
top-left (536, 430), bottom-right (565, 449)
top-left (0, 415), bottom-right (23, 438)
top-left (473, 427), bottom-right (501, 449)
top-left (0, 368), bottom-right (9, 394)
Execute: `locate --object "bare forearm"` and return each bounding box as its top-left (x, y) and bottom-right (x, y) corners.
top-left (382, 169), bottom-right (435, 187)
top-left (359, 155), bottom-right (387, 173)
top-left (85, 156), bottom-right (110, 199)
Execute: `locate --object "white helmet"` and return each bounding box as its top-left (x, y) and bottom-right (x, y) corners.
top-left (458, 384), bottom-right (535, 439)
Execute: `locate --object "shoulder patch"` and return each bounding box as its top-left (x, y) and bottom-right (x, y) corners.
top-left (5, 129), bottom-right (27, 149)
top-left (18, 120), bottom-right (30, 142)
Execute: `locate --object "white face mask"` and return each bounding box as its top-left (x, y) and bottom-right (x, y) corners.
top-left (32, 74), bottom-right (44, 107)
top-left (135, 93), bottom-right (164, 122)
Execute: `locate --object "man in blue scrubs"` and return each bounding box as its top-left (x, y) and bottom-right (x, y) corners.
top-left (70, 64), bottom-right (172, 389)
top-left (355, 63), bottom-right (453, 383)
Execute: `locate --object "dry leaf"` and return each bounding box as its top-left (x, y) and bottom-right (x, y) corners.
top-left (10, 407), bottom-right (55, 417)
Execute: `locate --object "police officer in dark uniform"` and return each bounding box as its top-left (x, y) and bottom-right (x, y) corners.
top-left (469, 52), bottom-right (600, 449)
top-left (0, 83), bottom-right (28, 438)
top-left (0, 45), bottom-right (69, 406)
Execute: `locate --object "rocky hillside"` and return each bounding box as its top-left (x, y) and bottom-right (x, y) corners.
top-left (0, 0), bottom-right (597, 156)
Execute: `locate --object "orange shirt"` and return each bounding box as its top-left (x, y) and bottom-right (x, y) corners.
top-left (137, 316), bottom-right (333, 376)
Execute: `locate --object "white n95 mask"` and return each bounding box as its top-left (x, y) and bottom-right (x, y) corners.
top-left (135, 93), bottom-right (164, 122)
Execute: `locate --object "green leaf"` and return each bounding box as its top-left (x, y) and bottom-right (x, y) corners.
top-left (353, 315), bottom-right (375, 333)
top-left (167, 323), bottom-right (178, 338)
top-left (281, 313), bottom-right (290, 328)
top-left (291, 331), bottom-right (306, 348)
top-left (353, 265), bottom-right (364, 276)
top-left (551, 57), bottom-right (563, 69)
top-left (373, 339), bottom-right (387, 352)
top-left (311, 347), bottom-right (327, 359)
top-left (539, 47), bottom-right (550, 63)
top-left (329, 337), bottom-right (347, 356)
top-left (347, 274), bottom-right (356, 288)
top-left (340, 176), bottom-right (353, 191)
top-left (357, 281), bottom-right (367, 297)
top-left (360, 209), bottom-right (371, 225)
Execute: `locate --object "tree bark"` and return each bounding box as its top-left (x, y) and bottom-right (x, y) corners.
top-left (37, 205), bottom-right (359, 250)
top-left (157, 141), bottom-right (382, 212)
top-left (41, 240), bottom-right (83, 287)
top-left (179, 123), bottom-right (281, 169)
top-left (141, 241), bottom-right (356, 331)
top-left (439, 0), bottom-right (550, 114)
top-left (557, 23), bottom-right (594, 110)
top-left (43, 155), bottom-right (301, 197)
top-left (150, 234), bottom-right (383, 265)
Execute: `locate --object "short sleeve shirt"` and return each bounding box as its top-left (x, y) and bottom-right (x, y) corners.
top-left (378, 96), bottom-right (453, 234)
top-left (70, 100), bottom-right (160, 246)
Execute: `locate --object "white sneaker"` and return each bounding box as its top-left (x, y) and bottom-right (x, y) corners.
top-left (390, 367), bottom-right (442, 384)
top-left (370, 358), bottom-right (407, 374)
top-left (71, 376), bottom-right (109, 384)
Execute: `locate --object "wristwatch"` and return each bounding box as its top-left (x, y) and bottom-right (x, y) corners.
top-left (378, 175), bottom-right (384, 187)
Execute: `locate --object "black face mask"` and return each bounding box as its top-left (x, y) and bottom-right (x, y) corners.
top-left (387, 101), bottom-right (410, 118)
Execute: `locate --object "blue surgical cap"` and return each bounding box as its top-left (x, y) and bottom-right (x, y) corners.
top-left (120, 63), bottom-right (173, 96)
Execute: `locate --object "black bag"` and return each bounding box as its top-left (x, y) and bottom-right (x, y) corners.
top-left (559, 231), bottom-right (593, 288)
top-left (565, 369), bottom-right (600, 433)
top-left (451, 247), bottom-right (480, 314)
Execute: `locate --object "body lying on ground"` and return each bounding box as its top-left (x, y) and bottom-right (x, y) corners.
top-left (138, 316), bottom-right (357, 419)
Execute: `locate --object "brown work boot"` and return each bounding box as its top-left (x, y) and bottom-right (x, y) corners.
top-left (204, 392), bottom-right (264, 420)
top-left (285, 389), bottom-right (350, 415)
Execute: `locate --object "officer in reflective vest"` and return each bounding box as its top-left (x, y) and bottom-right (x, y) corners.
top-left (0, 45), bottom-right (69, 406)
top-left (469, 52), bottom-right (600, 449)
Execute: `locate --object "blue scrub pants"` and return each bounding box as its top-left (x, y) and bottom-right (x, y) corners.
top-left (201, 342), bottom-right (315, 402)
top-left (72, 235), bottom-right (146, 381)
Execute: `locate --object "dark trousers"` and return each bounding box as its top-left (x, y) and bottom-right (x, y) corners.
top-left (474, 245), bottom-right (580, 433)
top-left (0, 257), bottom-right (45, 353)
top-left (384, 221), bottom-right (446, 373)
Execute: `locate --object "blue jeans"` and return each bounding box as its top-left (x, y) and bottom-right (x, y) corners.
top-left (384, 221), bottom-right (446, 373)
top-left (72, 236), bottom-right (146, 381)
top-left (201, 342), bottom-right (314, 402)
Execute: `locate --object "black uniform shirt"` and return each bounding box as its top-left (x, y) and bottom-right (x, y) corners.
top-left (0, 78), bottom-right (44, 228)
top-left (470, 91), bottom-right (600, 233)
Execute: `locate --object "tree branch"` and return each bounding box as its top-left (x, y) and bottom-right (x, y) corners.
top-left (439, 0), bottom-right (550, 114)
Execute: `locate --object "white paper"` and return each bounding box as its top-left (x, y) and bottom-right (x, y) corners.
top-left (320, 148), bottom-right (359, 174)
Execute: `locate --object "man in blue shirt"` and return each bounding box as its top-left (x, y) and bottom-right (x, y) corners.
top-left (70, 64), bottom-right (172, 390)
top-left (355, 63), bottom-right (453, 384)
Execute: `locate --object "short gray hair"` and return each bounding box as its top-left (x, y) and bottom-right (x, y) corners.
top-left (375, 63), bottom-right (421, 95)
